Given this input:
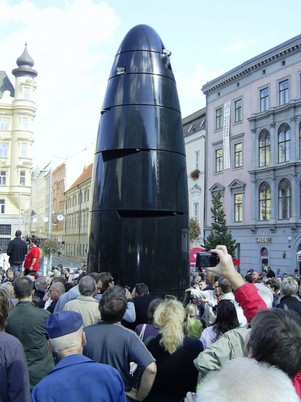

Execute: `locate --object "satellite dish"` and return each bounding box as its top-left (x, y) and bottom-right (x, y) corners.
top-left (32, 217), bottom-right (37, 223)
top-left (57, 214), bottom-right (64, 221)
top-left (43, 217), bottom-right (48, 223)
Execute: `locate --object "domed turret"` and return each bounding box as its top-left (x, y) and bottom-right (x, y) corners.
top-left (12, 43), bottom-right (37, 78)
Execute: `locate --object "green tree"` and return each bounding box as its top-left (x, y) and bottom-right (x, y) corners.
top-left (189, 218), bottom-right (201, 242)
top-left (42, 238), bottom-right (59, 254)
top-left (203, 193), bottom-right (236, 256)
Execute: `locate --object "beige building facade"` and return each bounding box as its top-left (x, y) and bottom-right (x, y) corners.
top-left (0, 45), bottom-right (37, 249)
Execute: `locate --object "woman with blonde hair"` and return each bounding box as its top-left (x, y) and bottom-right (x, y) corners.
top-left (183, 303), bottom-right (203, 338)
top-left (145, 297), bottom-right (203, 402)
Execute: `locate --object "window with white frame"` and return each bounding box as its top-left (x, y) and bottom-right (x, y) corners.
top-left (278, 178), bottom-right (291, 219)
top-left (215, 148), bottom-right (223, 173)
top-left (234, 99), bottom-right (243, 122)
top-left (234, 193), bottom-right (243, 222)
top-left (195, 150), bottom-right (200, 170)
top-left (0, 143), bottom-right (8, 157)
top-left (193, 202), bottom-right (199, 223)
top-left (19, 171), bottom-right (26, 186)
top-left (20, 116), bottom-right (30, 130)
top-left (259, 182), bottom-right (271, 221)
top-left (279, 79), bottom-right (289, 106)
top-left (234, 142), bottom-right (242, 168)
top-left (20, 142), bottom-right (27, 158)
top-left (0, 117), bottom-right (9, 130)
top-left (259, 129), bottom-right (271, 167)
top-left (260, 87), bottom-right (269, 112)
top-left (0, 200), bottom-right (5, 214)
top-left (22, 87), bottom-right (30, 100)
top-left (0, 171), bottom-right (6, 186)
top-left (278, 123), bottom-right (291, 163)
top-left (215, 107), bottom-right (223, 130)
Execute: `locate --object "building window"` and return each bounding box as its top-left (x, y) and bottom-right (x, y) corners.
top-left (259, 182), bottom-right (271, 221)
top-left (278, 123), bottom-right (291, 163)
top-left (299, 121), bottom-right (301, 159)
top-left (0, 200), bottom-right (5, 214)
top-left (0, 171), bottom-right (6, 186)
top-left (0, 117), bottom-right (9, 130)
top-left (279, 79), bottom-right (289, 106)
top-left (22, 87), bottom-right (30, 100)
top-left (20, 142), bottom-right (27, 158)
top-left (0, 143), bottom-right (8, 158)
top-left (234, 193), bottom-right (243, 222)
top-left (259, 129), bottom-right (271, 167)
top-left (20, 116), bottom-right (29, 130)
top-left (19, 171), bottom-right (26, 186)
top-left (193, 202), bottom-right (199, 223)
top-left (278, 179), bottom-right (291, 219)
top-left (215, 107), bottom-right (223, 130)
top-left (234, 99), bottom-right (243, 122)
top-left (215, 148), bottom-right (223, 172)
top-left (260, 87), bottom-right (269, 112)
top-left (195, 150), bottom-right (200, 170)
top-left (0, 224), bottom-right (11, 235)
top-left (234, 143), bottom-right (242, 168)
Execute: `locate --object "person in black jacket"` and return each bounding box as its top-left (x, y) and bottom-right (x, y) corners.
top-left (7, 230), bottom-right (28, 273)
top-left (278, 275), bottom-right (301, 318)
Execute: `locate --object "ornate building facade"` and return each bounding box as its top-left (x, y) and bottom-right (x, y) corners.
top-left (0, 45), bottom-right (37, 249)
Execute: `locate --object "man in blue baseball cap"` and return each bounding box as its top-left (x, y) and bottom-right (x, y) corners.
top-left (31, 311), bottom-right (126, 402)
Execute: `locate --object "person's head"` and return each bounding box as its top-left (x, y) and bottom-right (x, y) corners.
top-left (147, 298), bottom-right (162, 323)
top-left (251, 271), bottom-right (260, 282)
top-left (46, 311), bottom-right (85, 356)
top-left (195, 357), bottom-right (299, 402)
top-left (99, 272), bottom-right (114, 293)
top-left (88, 272), bottom-right (102, 293)
top-left (205, 271), bottom-right (218, 287)
top-left (218, 278), bottom-right (232, 294)
top-left (30, 236), bottom-right (39, 246)
top-left (99, 286), bottom-right (127, 322)
top-left (49, 282), bottom-right (65, 300)
top-left (13, 276), bottom-right (33, 299)
top-left (78, 276), bottom-right (96, 296)
top-left (0, 288), bottom-right (13, 330)
top-left (265, 278), bottom-right (280, 294)
top-left (185, 302), bottom-right (199, 319)
top-left (15, 230), bottom-right (22, 237)
top-left (248, 308), bottom-right (301, 378)
top-left (213, 299), bottom-right (239, 339)
top-left (35, 277), bottom-right (48, 292)
top-left (132, 283), bottom-right (149, 297)
top-left (280, 276), bottom-right (298, 297)
top-left (154, 297), bottom-right (185, 354)
top-left (6, 267), bottom-right (14, 281)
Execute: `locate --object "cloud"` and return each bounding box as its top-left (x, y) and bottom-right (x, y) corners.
top-left (0, 0), bottom-right (121, 184)
top-left (176, 64), bottom-right (225, 117)
top-left (221, 38), bottom-right (257, 55)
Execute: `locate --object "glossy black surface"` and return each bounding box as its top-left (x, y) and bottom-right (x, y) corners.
top-left (88, 25), bottom-right (189, 297)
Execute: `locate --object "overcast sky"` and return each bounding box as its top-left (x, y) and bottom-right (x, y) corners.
top-left (1, 0), bottom-right (301, 186)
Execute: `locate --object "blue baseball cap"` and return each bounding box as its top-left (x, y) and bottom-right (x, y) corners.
top-left (46, 311), bottom-right (83, 339)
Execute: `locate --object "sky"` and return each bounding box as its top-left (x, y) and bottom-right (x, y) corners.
top-left (1, 0), bottom-right (301, 187)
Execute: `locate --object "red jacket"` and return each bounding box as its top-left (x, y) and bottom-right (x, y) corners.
top-left (24, 246), bottom-right (40, 271)
top-left (234, 282), bottom-right (301, 399)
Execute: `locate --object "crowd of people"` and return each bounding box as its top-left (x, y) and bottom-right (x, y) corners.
top-left (1, 231), bottom-right (301, 401)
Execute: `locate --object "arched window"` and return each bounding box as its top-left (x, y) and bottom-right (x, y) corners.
top-left (278, 123), bottom-right (291, 163)
top-left (259, 182), bottom-right (271, 220)
top-left (259, 129), bottom-right (271, 167)
top-left (278, 178), bottom-right (291, 219)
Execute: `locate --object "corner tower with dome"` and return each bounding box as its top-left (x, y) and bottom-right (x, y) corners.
top-left (0, 45), bottom-right (38, 249)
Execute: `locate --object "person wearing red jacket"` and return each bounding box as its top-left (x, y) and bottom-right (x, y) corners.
top-left (23, 237), bottom-right (40, 277)
top-left (201, 245), bottom-right (301, 400)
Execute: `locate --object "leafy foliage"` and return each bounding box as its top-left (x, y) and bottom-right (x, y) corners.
top-left (189, 218), bottom-right (201, 242)
top-left (203, 193), bottom-right (236, 256)
top-left (42, 239), bottom-right (59, 254)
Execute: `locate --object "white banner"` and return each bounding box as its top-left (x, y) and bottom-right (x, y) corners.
top-left (223, 101), bottom-right (231, 170)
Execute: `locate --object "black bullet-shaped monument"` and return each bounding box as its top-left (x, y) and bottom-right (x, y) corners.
top-left (88, 24), bottom-right (189, 297)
